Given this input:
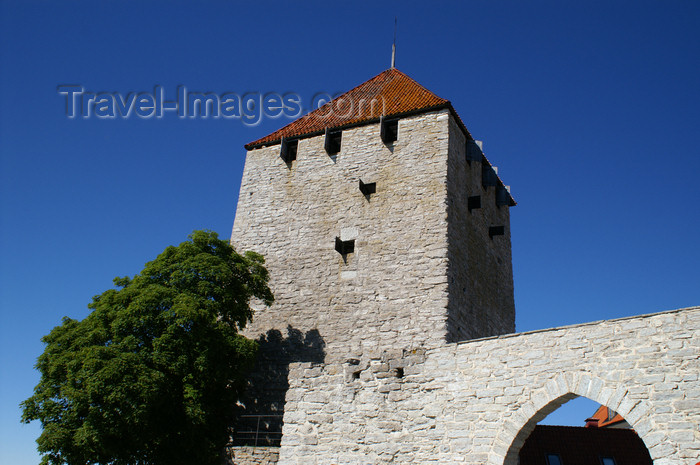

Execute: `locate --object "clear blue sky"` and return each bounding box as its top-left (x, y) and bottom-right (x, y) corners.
top-left (1, 1), bottom-right (698, 463)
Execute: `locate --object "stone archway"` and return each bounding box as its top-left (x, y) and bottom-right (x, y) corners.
top-left (490, 372), bottom-right (660, 465)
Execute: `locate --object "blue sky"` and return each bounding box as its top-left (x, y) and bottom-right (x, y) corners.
top-left (1, 1), bottom-right (698, 463)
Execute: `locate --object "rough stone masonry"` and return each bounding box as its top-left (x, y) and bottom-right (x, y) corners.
top-left (232, 109), bottom-right (515, 359)
top-left (279, 307), bottom-right (700, 464)
top-left (229, 69), bottom-right (699, 464)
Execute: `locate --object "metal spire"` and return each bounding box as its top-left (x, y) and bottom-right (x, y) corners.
top-left (391, 17), bottom-right (397, 69)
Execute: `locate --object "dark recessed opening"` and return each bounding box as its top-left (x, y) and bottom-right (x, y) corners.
top-left (466, 139), bottom-right (482, 164)
top-left (380, 117), bottom-right (398, 144)
top-left (489, 226), bottom-right (505, 239)
top-left (325, 128), bottom-right (342, 155)
top-left (496, 185), bottom-right (510, 207)
top-left (482, 164), bottom-right (498, 188)
top-left (280, 138), bottom-right (298, 163)
top-left (335, 237), bottom-right (355, 255)
top-left (352, 370), bottom-right (361, 380)
top-left (347, 358), bottom-right (360, 365)
top-left (394, 367), bottom-right (404, 378)
top-left (468, 195), bottom-right (481, 212)
top-left (359, 179), bottom-right (376, 196)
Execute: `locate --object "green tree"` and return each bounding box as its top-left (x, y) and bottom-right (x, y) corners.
top-left (21, 230), bottom-right (273, 465)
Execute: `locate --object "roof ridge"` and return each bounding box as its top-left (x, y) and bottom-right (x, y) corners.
top-left (331, 68), bottom-right (398, 108)
top-left (388, 68), bottom-right (448, 105)
top-left (302, 68), bottom-right (447, 118)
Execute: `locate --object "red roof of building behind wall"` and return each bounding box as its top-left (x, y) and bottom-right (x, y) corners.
top-left (587, 405), bottom-right (628, 428)
top-left (245, 68), bottom-right (465, 149)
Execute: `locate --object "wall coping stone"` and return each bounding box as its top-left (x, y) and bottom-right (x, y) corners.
top-left (450, 306), bottom-right (700, 348)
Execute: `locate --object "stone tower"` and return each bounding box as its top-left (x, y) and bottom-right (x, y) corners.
top-left (226, 69), bottom-right (700, 465)
top-left (231, 68), bottom-right (516, 362)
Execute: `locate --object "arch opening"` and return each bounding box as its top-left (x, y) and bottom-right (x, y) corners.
top-left (494, 374), bottom-right (660, 465)
top-left (507, 394), bottom-right (652, 465)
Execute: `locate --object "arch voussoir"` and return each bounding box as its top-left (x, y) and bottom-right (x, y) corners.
top-left (496, 372), bottom-right (662, 465)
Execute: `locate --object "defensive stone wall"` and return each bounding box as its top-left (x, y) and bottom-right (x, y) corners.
top-left (227, 88), bottom-right (698, 465)
top-left (278, 307), bottom-right (700, 464)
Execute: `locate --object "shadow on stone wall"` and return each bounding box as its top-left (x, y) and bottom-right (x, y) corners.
top-left (231, 326), bottom-right (325, 447)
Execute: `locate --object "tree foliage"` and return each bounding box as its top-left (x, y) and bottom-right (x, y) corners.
top-left (21, 230), bottom-right (273, 465)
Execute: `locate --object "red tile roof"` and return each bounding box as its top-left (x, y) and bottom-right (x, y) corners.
top-left (519, 425), bottom-right (652, 465)
top-left (245, 68), bottom-right (468, 150)
top-left (587, 405), bottom-right (627, 428)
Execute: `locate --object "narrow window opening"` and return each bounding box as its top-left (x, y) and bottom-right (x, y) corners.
top-left (380, 117), bottom-right (398, 144)
top-left (489, 226), bottom-right (505, 238)
top-left (335, 237), bottom-right (355, 255)
top-left (394, 367), bottom-right (404, 378)
top-left (468, 195), bottom-right (481, 212)
top-left (359, 179), bottom-right (376, 196)
top-left (352, 370), bottom-right (361, 380)
top-left (280, 138), bottom-right (298, 164)
top-left (325, 128), bottom-right (342, 155)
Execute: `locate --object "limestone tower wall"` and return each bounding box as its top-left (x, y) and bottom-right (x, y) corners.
top-left (231, 108), bottom-right (515, 361)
